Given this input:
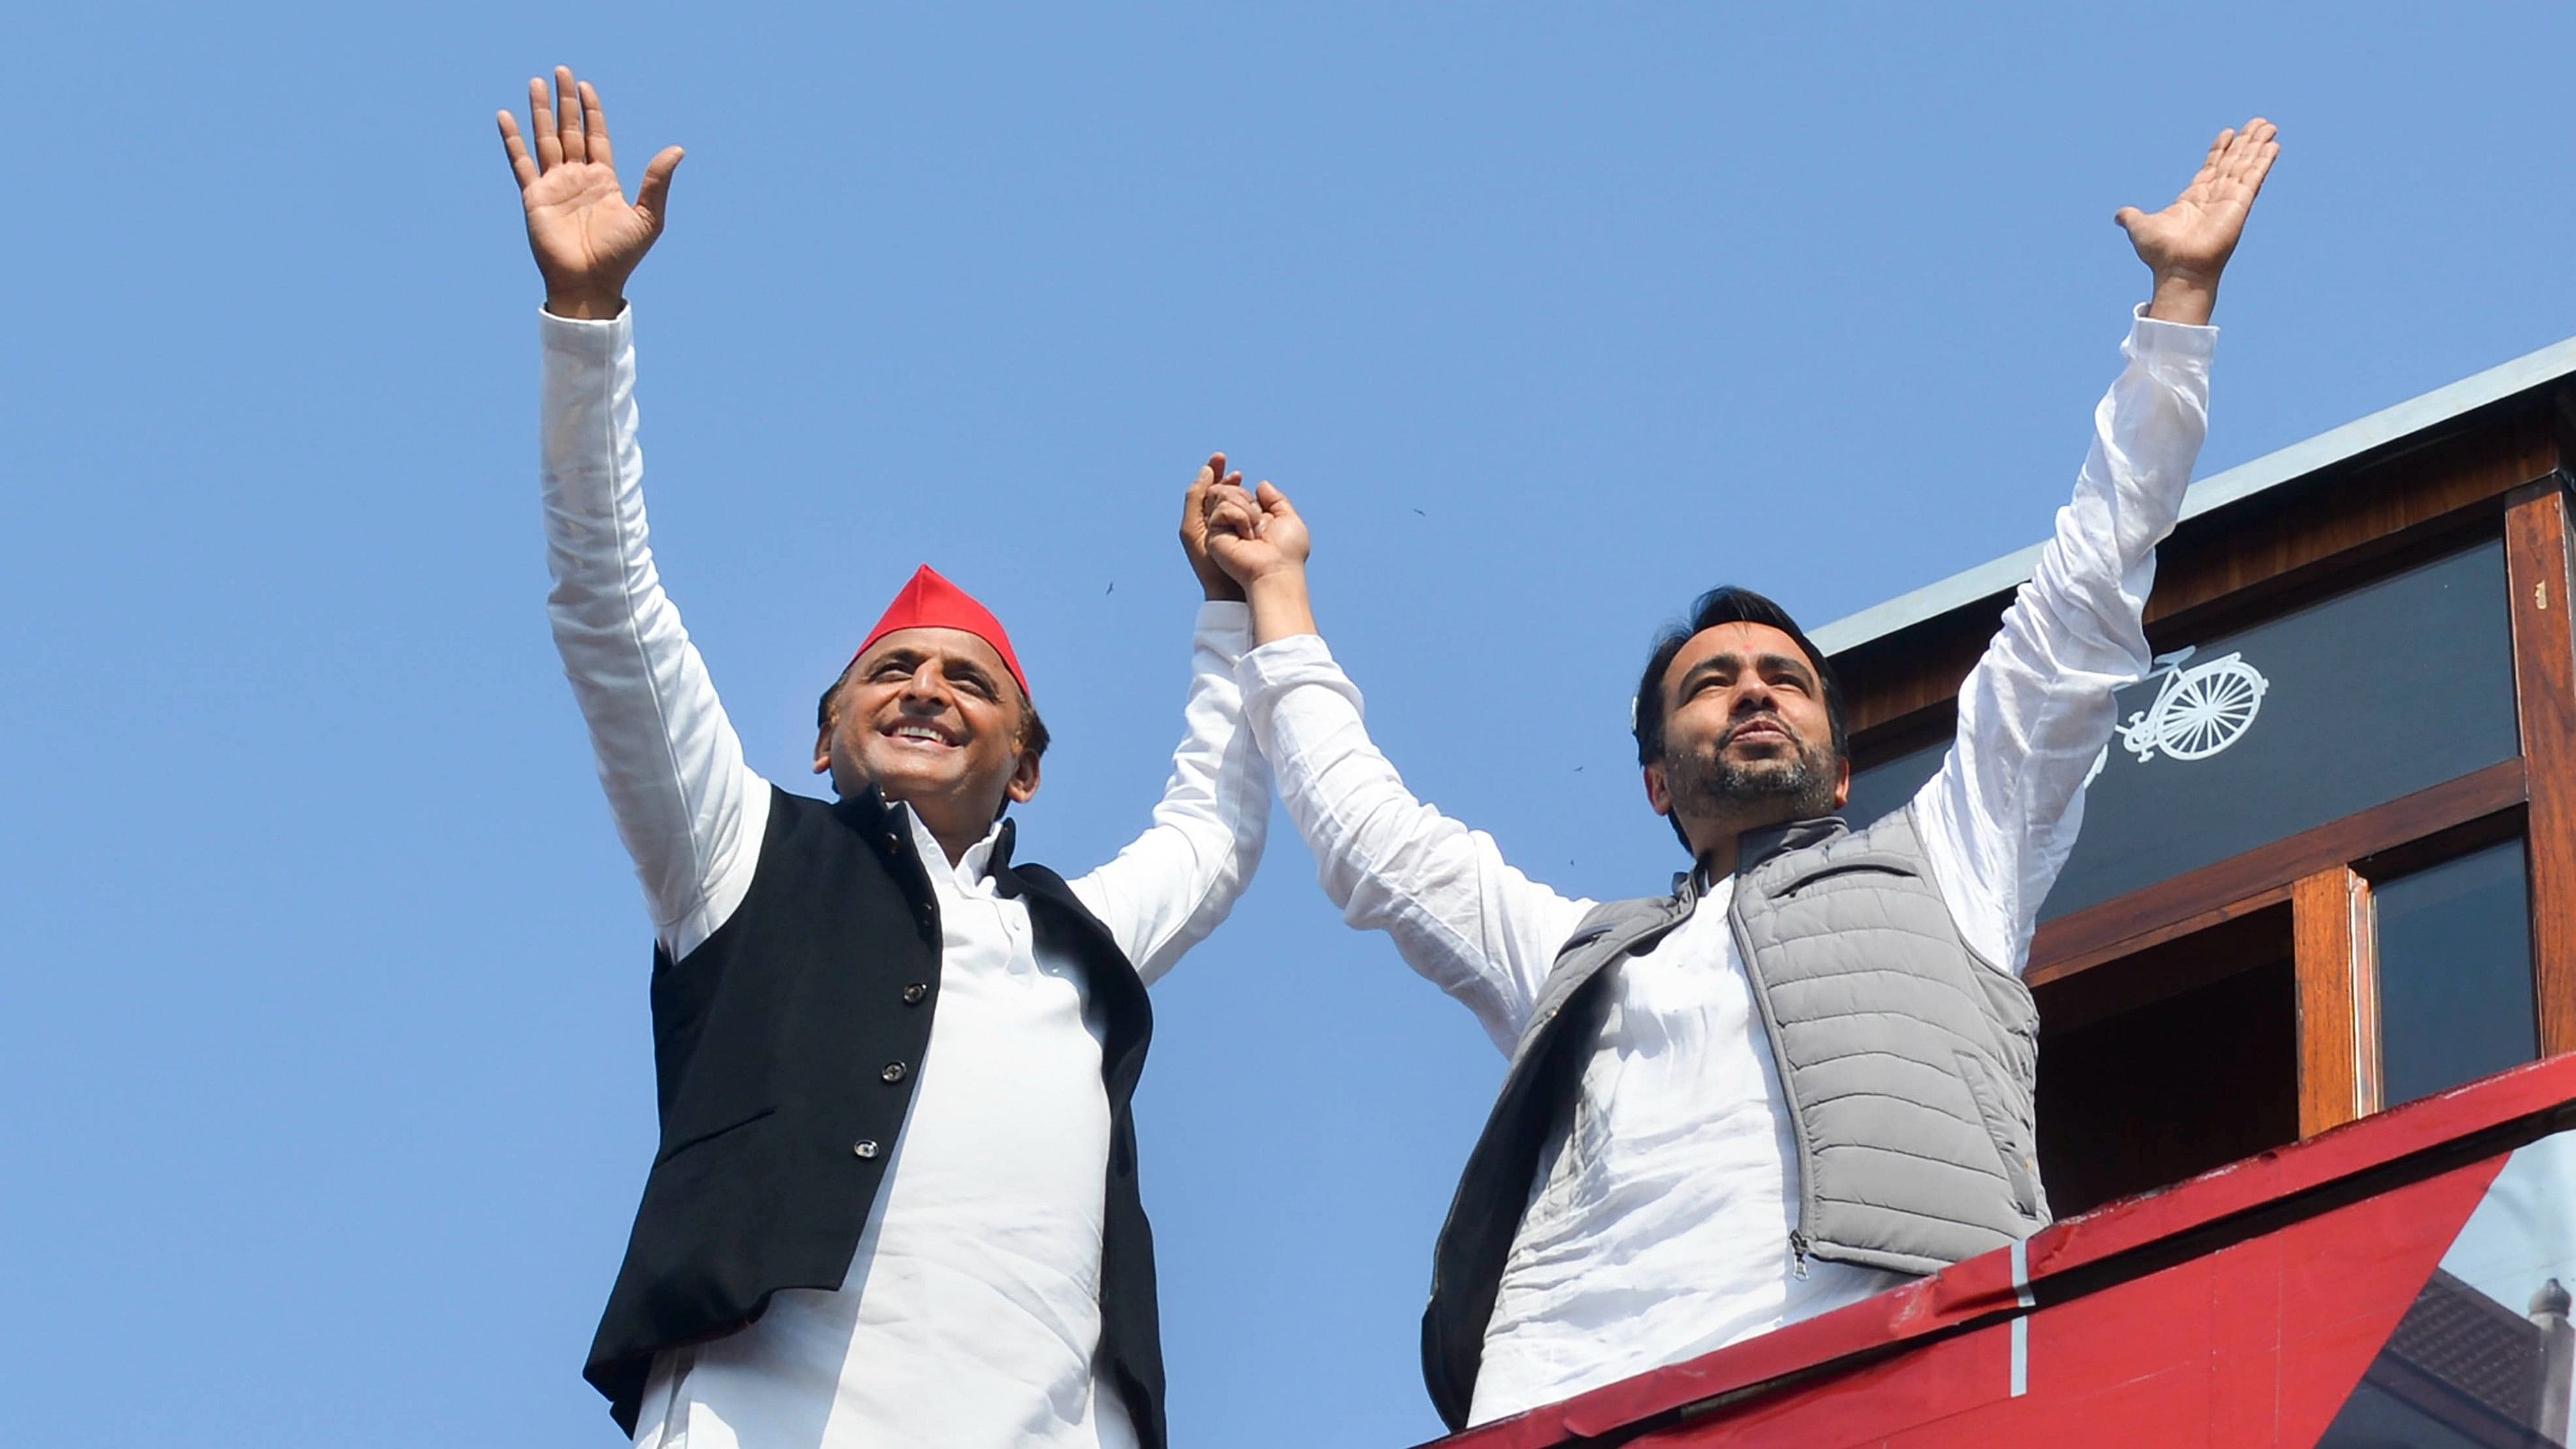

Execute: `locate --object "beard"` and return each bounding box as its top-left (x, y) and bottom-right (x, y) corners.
top-left (1663, 724), bottom-right (1841, 823)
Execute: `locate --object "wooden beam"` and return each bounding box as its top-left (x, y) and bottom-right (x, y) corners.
top-left (2145, 420), bottom-right (2552, 633)
top-left (2027, 883), bottom-right (2291, 990)
top-left (2028, 759), bottom-right (2527, 985)
top-left (2504, 480), bottom-right (2576, 1057)
top-left (2030, 895), bottom-right (2291, 1036)
top-left (2293, 867), bottom-right (2376, 1137)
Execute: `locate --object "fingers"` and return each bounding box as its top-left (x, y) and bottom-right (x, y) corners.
top-left (529, 76), bottom-right (562, 171)
top-left (2225, 118), bottom-right (2281, 196)
top-left (636, 147), bottom-right (685, 224)
top-left (1206, 496), bottom-right (1262, 539)
top-left (2214, 123), bottom-right (2252, 179)
top-left (2111, 204), bottom-right (2144, 235)
top-left (497, 110), bottom-right (539, 191)
top-left (1254, 481), bottom-right (1301, 539)
top-left (1204, 472), bottom-right (1262, 537)
top-left (520, 67), bottom-right (631, 175)
top-left (581, 80), bottom-right (614, 173)
top-left (2190, 118), bottom-right (2279, 220)
top-left (2183, 127), bottom-right (2229, 192)
top-left (2243, 135), bottom-right (2279, 198)
top-left (1184, 454), bottom-right (1233, 506)
top-left (554, 65), bottom-right (587, 164)
top-left (1188, 453), bottom-right (1257, 542)
top-left (1208, 478), bottom-right (1258, 519)
top-left (2216, 121), bottom-right (2274, 173)
top-left (1181, 453), bottom-right (1221, 526)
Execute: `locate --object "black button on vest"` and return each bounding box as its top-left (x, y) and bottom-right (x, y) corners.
top-left (581, 786), bottom-right (1168, 1447)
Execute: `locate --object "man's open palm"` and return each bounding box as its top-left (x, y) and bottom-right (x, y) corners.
top-left (499, 67), bottom-right (682, 314)
top-left (2117, 119), bottom-right (2278, 283)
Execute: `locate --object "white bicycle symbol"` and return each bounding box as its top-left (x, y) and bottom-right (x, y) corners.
top-left (2083, 645), bottom-right (2270, 788)
top-left (2119, 645), bottom-right (2268, 762)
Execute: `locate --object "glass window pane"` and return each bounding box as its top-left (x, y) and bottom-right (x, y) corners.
top-left (2376, 838), bottom-right (2538, 1107)
top-left (1841, 540), bottom-right (2518, 923)
top-left (1843, 734), bottom-right (1948, 831)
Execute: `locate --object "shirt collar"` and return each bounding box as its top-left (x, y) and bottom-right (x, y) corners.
top-left (896, 801), bottom-right (1011, 887)
top-left (1677, 814), bottom-right (1852, 899)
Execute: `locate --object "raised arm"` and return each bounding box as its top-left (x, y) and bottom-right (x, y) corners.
top-left (505, 67), bottom-right (763, 960)
top-left (1916, 120), bottom-right (2278, 975)
top-left (1208, 482), bottom-right (1594, 1051)
top-left (1068, 457), bottom-right (1274, 985)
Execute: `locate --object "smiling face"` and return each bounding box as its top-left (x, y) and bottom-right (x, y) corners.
top-left (813, 626), bottom-right (1041, 850)
top-left (1643, 621), bottom-right (1850, 856)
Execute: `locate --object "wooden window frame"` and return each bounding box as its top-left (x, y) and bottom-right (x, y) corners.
top-left (1837, 402), bottom-right (2576, 1162)
top-left (2018, 475), bottom-right (2576, 1139)
top-left (2505, 477), bottom-right (2576, 1059)
top-left (2292, 866), bottom-right (2376, 1137)
top-left (2026, 760), bottom-right (2528, 986)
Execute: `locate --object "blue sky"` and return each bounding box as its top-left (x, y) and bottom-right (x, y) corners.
top-left (12, 4), bottom-right (2576, 1444)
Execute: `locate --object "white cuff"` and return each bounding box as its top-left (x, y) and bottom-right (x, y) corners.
top-left (2127, 301), bottom-right (2217, 358)
top-left (538, 302), bottom-right (630, 361)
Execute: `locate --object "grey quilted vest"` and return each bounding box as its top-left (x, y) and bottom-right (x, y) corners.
top-left (1418, 805), bottom-right (2048, 1430)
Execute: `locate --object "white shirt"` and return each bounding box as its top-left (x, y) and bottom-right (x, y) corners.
top-left (538, 307), bottom-right (1271, 1448)
top-left (1238, 310), bottom-right (2216, 1425)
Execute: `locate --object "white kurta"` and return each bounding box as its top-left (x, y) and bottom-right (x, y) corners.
top-left (1238, 310), bottom-right (2216, 1426)
top-left (538, 307), bottom-right (1271, 1448)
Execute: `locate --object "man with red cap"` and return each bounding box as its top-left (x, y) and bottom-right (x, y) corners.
top-left (499, 68), bottom-right (1269, 1447)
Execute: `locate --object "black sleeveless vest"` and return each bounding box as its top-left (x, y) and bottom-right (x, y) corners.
top-left (582, 786), bottom-right (1167, 1446)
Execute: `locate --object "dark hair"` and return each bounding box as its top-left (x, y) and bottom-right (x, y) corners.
top-left (1631, 585), bottom-right (1848, 849)
top-left (817, 661), bottom-right (1052, 761)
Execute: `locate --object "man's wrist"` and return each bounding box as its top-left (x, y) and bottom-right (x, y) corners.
top-left (545, 289), bottom-right (627, 321)
top-left (2144, 269), bottom-right (2219, 327)
top-left (1245, 564), bottom-right (1308, 596)
top-left (1244, 566), bottom-right (1318, 644)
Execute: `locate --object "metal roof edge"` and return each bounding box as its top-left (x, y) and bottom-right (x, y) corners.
top-left (1812, 333), bottom-right (2576, 657)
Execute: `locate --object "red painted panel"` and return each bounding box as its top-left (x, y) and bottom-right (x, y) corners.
top-left (1614, 1162), bottom-right (2499, 1448)
top-left (2204, 1234), bottom-right (2287, 1444)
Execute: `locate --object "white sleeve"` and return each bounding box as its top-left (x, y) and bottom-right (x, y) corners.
top-left (540, 307), bottom-right (768, 962)
top-left (1065, 602), bottom-right (1273, 987)
top-left (1914, 307), bottom-right (2216, 976)
top-left (1239, 636), bottom-right (1596, 1053)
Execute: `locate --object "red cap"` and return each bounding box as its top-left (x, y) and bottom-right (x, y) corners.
top-left (853, 564), bottom-right (1030, 698)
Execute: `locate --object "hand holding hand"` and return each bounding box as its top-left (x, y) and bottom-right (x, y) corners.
top-left (498, 66), bottom-right (684, 319)
top-left (1179, 453), bottom-right (1248, 602)
top-left (1204, 478), bottom-right (1318, 645)
top-left (2116, 119), bottom-right (2278, 327)
top-left (1202, 479), bottom-right (1310, 589)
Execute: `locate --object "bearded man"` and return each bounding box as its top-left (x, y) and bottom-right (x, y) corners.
top-left (498, 67), bottom-right (1269, 1447)
top-left (1204, 120), bottom-right (2278, 1429)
